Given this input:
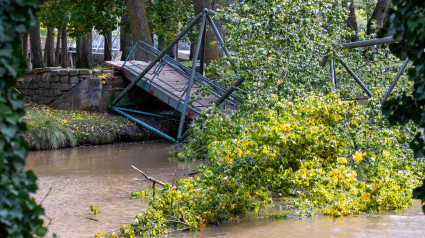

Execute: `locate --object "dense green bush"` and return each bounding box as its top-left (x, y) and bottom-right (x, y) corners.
top-left (113, 94), bottom-right (422, 237)
top-left (0, 0), bottom-right (45, 237)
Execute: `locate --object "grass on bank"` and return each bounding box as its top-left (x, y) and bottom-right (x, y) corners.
top-left (24, 104), bottom-right (147, 150)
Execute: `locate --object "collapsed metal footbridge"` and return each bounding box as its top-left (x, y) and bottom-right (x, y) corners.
top-left (106, 9), bottom-right (408, 143)
top-left (106, 10), bottom-right (244, 143)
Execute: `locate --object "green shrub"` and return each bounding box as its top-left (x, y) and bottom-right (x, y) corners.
top-left (26, 118), bottom-right (76, 150)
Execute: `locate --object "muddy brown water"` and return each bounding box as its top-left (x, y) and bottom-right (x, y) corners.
top-left (26, 143), bottom-right (425, 238)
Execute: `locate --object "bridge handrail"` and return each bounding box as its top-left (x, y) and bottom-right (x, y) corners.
top-left (123, 41), bottom-right (241, 105)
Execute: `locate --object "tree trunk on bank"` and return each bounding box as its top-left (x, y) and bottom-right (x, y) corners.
top-left (55, 28), bottom-right (61, 67)
top-left (45, 27), bottom-right (55, 66)
top-left (75, 36), bottom-right (83, 68)
top-left (81, 32), bottom-right (93, 68)
top-left (22, 33), bottom-right (29, 66)
top-left (342, 0), bottom-right (358, 42)
top-left (158, 35), bottom-right (167, 51)
top-left (366, 0), bottom-right (390, 35)
top-left (189, 43), bottom-right (195, 60)
top-left (61, 28), bottom-right (68, 68)
top-left (120, 14), bottom-right (132, 61)
top-left (125, 0), bottom-right (153, 61)
top-left (104, 31), bottom-right (113, 61)
top-left (30, 25), bottom-right (45, 69)
top-left (192, 0), bottom-right (224, 68)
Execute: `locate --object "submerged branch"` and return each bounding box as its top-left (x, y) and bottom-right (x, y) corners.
top-left (131, 165), bottom-right (166, 186)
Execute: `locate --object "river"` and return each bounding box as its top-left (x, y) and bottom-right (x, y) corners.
top-left (26, 143), bottom-right (425, 238)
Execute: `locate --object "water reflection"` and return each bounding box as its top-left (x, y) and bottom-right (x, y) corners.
top-left (25, 143), bottom-right (191, 238)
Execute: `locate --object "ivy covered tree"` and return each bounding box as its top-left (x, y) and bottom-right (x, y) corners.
top-left (380, 0), bottom-right (425, 211)
top-left (0, 0), bottom-right (46, 236)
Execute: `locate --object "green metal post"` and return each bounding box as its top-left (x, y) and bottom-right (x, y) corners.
top-left (339, 57), bottom-right (373, 97)
top-left (111, 13), bottom-right (203, 106)
top-left (330, 59), bottom-right (336, 88)
top-left (199, 23), bottom-right (206, 75)
top-left (177, 14), bottom-right (207, 140)
top-left (110, 106), bottom-right (177, 143)
top-left (381, 57), bottom-right (409, 104)
top-left (215, 76), bottom-right (246, 106)
top-left (206, 14), bottom-right (239, 75)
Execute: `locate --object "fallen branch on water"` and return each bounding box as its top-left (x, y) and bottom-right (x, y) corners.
top-left (132, 165), bottom-right (166, 186)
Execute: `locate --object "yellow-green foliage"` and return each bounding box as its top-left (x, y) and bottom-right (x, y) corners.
top-left (24, 104), bottom-right (145, 150)
top-left (114, 93), bottom-right (423, 237)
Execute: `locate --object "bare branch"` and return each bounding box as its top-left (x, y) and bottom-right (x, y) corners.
top-left (132, 165), bottom-right (166, 186)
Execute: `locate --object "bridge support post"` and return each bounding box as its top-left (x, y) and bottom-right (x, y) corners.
top-left (339, 57), bottom-right (373, 98)
top-left (206, 14), bottom-right (239, 75)
top-left (381, 57), bottom-right (409, 104)
top-left (177, 14), bottom-right (207, 140)
top-left (330, 59), bottom-right (336, 88)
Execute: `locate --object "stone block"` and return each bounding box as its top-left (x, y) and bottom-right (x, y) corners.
top-left (60, 83), bottom-right (70, 91)
top-left (44, 82), bottom-right (51, 89)
top-left (30, 83), bottom-right (38, 89)
top-left (32, 68), bottom-right (42, 73)
top-left (59, 69), bottom-right (69, 76)
top-left (60, 76), bottom-right (69, 83)
top-left (70, 83), bottom-right (77, 88)
top-left (41, 75), bottom-right (48, 82)
top-left (42, 88), bottom-right (49, 96)
top-left (69, 76), bottom-right (79, 84)
top-left (34, 75), bottom-right (41, 83)
top-left (69, 70), bottom-right (79, 76)
top-left (51, 83), bottom-right (59, 89)
top-left (50, 78), bottom-right (102, 111)
top-left (50, 71), bottom-right (59, 76)
top-left (54, 89), bottom-right (62, 96)
top-left (48, 89), bottom-right (54, 97)
top-left (79, 75), bottom-right (91, 79)
top-left (79, 70), bottom-right (91, 75)
top-left (53, 76), bottom-right (60, 82)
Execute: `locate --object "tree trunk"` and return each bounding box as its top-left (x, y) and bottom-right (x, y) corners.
top-left (342, 0), bottom-right (358, 42)
top-left (158, 35), bottom-right (167, 51)
top-left (367, 0), bottom-right (390, 35)
top-left (125, 0), bottom-right (153, 61)
top-left (61, 28), bottom-right (68, 68)
top-left (30, 25), bottom-right (44, 69)
top-left (55, 28), bottom-right (61, 67)
top-left (192, 0), bottom-right (223, 68)
top-left (120, 14), bottom-right (132, 61)
top-left (75, 36), bottom-right (83, 68)
top-left (189, 43), bottom-right (195, 60)
top-left (81, 32), bottom-right (93, 68)
top-left (104, 31), bottom-right (113, 61)
top-left (44, 27), bottom-right (55, 66)
top-left (22, 33), bottom-right (29, 66)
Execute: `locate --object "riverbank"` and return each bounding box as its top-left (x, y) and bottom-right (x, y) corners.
top-left (24, 103), bottom-right (172, 150)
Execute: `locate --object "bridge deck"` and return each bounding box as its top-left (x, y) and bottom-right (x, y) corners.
top-left (105, 60), bottom-right (221, 117)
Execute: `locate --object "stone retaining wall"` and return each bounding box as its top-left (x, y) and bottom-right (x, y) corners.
top-left (17, 67), bottom-right (107, 105)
